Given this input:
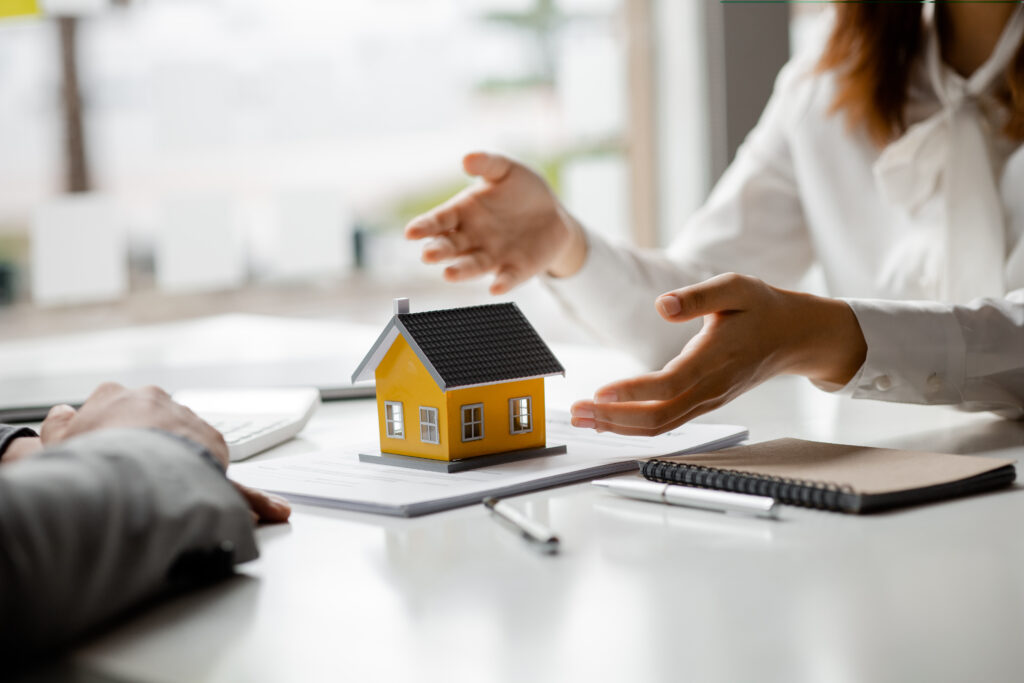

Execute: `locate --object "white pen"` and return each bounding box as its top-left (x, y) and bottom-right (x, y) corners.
top-left (483, 497), bottom-right (560, 554)
top-left (592, 478), bottom-right (778, 519)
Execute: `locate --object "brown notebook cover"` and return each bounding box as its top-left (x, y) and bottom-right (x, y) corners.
top-left (641, 438), bottom-right (1017, 513)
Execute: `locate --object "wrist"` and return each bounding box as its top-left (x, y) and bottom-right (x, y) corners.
top-left (2, 436), bottom-right (43, 463)
top-left (794, 295), bottom-right (867, 386)
top-left (545, 210), bottom-right (587, 279)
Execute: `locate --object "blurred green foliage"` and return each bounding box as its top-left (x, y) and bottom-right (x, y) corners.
top-left (478, 0), bottom-right (563, 90)
top-left (0, 228), bottom-right (29, 262)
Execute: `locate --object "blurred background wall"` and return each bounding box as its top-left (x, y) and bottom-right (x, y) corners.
top-left (0, 0), bottom-right (799, 335)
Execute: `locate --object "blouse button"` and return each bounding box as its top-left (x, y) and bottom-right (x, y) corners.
top-left (873, 375), bottom-right (893, 392)
top-left (926, 373), bottom-right (943, 394)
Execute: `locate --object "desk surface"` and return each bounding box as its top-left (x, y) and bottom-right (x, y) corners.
top-left (71, 348), bottom-right (1024, 683)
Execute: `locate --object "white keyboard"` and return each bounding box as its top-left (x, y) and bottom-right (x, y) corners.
top-left (173, 387), bottom-right (321, 461)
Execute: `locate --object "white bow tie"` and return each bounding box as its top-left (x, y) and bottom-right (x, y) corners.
top-left (873, 6), bottom-right (1024, 304)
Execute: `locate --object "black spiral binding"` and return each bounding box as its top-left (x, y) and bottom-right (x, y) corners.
top-left (642, 459), bottom-right (855, 511)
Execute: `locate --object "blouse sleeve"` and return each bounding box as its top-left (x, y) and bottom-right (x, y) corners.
top-left (542, 43), bottom-right (819, 369)
top-left (836, 293), bottom-right (1024, 418)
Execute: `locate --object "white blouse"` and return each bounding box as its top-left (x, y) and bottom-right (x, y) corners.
top-left (545, 7), bottom-right (1024, 418)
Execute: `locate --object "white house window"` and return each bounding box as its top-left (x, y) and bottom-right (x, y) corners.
top-left (420, 406), bottom-right (439, 444)
top-left (461, 403), bottom-right (484, 442)
top-left (509, 397), bottom-right (532, 434)
top-left (384, 401), bottom-right (404, 439)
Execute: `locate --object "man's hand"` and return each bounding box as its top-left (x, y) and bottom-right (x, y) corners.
top-left (2, 436), bottom-right (42, 463)
top-left (231, 481), bottom-right (292, 526)
top-left (405, 151), bottom-right (588, 294)
top-left (39, 383), bottom-right (290, 523)
top-left (41, 383), bottom-right (231, 467)
top-left (570, 273), bottom-right (868, 436)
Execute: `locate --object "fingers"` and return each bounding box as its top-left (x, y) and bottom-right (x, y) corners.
top-left (405, 202), bottom-right (460, 240)
top-left (489, 266), bottom-right (523, 295)
top-left (421, 235), bottom-right (457, 263)
top-left (140, 384), bottom-right (171, 400)
top-left (591, 343), bottom-right (710, 403)
top-left (40, 403), bottom-right (77, 444)
top-left (443, 251), bottom-right (494, 282)
top-left (572, 404), bottom-right (714, 437)
top-left (462, 151), bottom-right (513, 183)
top-left (592, 368), bottom-right (697, 404)
top-left (570, 386), bottom-right (726, 436)
top-left (571, 399), bottom-right (662, 430)
top-left (86, 381), bottom-right (125, 403)
top-left (421, 227), bottom-right (475, 264)
top-left (571, 397), bottom-right (689, 433)
top-left (45, 403), bottom-right (77, 423)
top-left (571, 343), bottom-right (732, 433)
top-left (407, 151), bottom-right (517, 242)
top-left (656, 273), bottom-right (761, 322)
top-left (232, 481), bottom-right (291, 524)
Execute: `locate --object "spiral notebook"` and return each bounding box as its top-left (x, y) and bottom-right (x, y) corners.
top-left (641, 438), bottom-right (1017, 514)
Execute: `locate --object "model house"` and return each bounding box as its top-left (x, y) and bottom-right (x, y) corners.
top-left (352, 298), bottom-right (565, 464)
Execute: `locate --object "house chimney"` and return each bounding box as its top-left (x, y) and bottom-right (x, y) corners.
top-left (393, 297), bottom-right (410, 315)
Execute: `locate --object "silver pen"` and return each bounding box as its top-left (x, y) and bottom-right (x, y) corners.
top-left (483, 497), bottom-right (560, 554)
top-left (592, 478), bottom-right (778, 519)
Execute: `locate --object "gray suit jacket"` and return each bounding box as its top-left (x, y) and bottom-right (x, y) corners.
top-left (0, 426), bottom-right (258, 662)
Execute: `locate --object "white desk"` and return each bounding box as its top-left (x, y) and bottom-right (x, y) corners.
top-left (71, 353), bottom-right (1024, 683)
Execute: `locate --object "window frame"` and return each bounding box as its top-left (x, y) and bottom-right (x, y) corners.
top-left (384, 400), bottom-right (405, 439)
top-left (419, 406), bottom-right (440, 445)
top-left (460, 403), bottom-right (484, 442)
top-left (508, 396), bottom-right (533, 435)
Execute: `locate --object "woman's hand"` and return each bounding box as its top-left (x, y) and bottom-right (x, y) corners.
top-left (404, 151), bottom-right (588, 294)
top-left (570, 273), bottom-right (868, 436)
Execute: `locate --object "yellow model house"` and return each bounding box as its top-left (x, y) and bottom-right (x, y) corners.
top-left (352, 299), bottom-right (565, 471)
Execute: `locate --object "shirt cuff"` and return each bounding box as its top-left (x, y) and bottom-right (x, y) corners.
top-left (0, 426), bottom-right (40, 461)
top-left (825, 298), bottom-right (966, 404)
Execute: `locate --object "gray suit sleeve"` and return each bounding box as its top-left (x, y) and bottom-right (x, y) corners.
top-left (0, 428), bottom-right (258, 660)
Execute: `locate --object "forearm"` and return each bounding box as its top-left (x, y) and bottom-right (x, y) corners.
top-left (541, 134), bottom-right (812, 369)
top-left (0, 428), bottom-right (257, 661)
top-left (542, 227), bottom-right (709, 368)
top-left (833, 295), bottom-right (1024, 417)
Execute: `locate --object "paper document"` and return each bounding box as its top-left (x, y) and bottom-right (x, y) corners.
top-left (230, 414), bottom-right (747, 517)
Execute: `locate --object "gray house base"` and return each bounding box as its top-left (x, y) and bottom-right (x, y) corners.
top-left (359, 444), bottom-right (568, 473)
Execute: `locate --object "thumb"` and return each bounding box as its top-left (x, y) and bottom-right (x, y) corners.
top-left (462, 151), bottom-right (513, 183)
top-left (232, 481), bottom-right (292, 524)
top-left (655, 273), bottom-right (756, 322)
top-left (40, 403), bottom-right (77, 444)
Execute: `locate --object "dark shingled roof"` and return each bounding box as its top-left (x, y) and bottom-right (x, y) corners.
top-left (397, 302), bottom-right (564, 388)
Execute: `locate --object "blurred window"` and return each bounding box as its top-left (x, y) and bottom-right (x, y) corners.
top-left (0, 0), bottom-right (635, 308)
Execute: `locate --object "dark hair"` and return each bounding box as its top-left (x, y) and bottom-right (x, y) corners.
top-left (817, 3), bottom-right (1024, 145)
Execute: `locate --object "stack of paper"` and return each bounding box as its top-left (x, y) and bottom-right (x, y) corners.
top-left (230, 414), bottom-right (747, 517)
